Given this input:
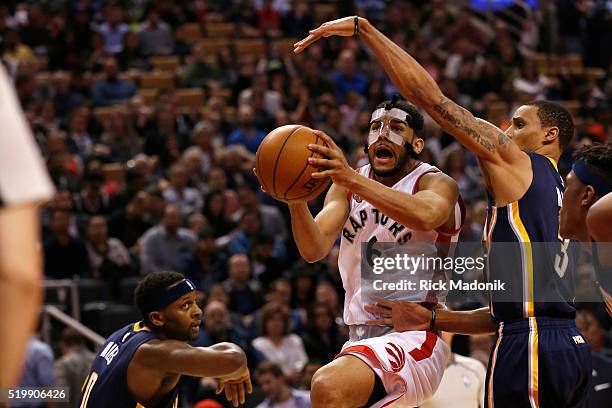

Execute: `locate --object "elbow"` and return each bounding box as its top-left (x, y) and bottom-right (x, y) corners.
top-left (299, 248), bottom-right (326, 264)
top-left (300, 251), bottom-right (325, 263)
top-left (216, 342), bottom-right (246, 371)
top-left (227, 348), bottom-right (247, 371)
top-left (1, 265), bottom-right (42, 299)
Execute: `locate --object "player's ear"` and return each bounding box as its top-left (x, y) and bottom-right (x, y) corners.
top-left (582, 185), bottom-right (597, 206)
top-left (149, 311), bottom-right (165, 327)
top-left (412, 137), bottom-right (424, 155)
top-left (543, 126), bottom-right (559, 144)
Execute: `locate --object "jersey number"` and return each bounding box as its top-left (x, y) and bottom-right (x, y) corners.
top-left (409, 331), bottom-right (438, 362)
top-left (80, 372), bottom-right (98, 408)
top-left (554, 239), bottom-right (570, 278)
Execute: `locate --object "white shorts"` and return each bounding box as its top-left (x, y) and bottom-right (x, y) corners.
top-left (338, 331), bottom-right (450, 407)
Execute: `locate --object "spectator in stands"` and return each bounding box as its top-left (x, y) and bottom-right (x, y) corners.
top-left (255, 362), bottom-right (311, 408)
top-left (233, 184), bottom-right (288, 241)
top-left (100, 111), bottom-right (143, 163)
top-left (251, 236), bottom-right (289, 289)
top-left (302, 58), bottom-right (334, 99)
top-left (186, 229), bottom-right (227, 292)
top-left (66, 110), bottom-right (94, 160)
top-left (139, 204), bottom-right (196, 275)
top-left (314, 281), bottom-right (343, 324)
top-left (116, 31), bottom-right (150, 72)
top-left (163, 163), bottom-right (203, 217)
top-left (138, 9), bottom-right (174, 56)
top-left (72, 170), bottom-right (113, 219)
top-left (281, 0), bottom-right (314, 38)
top-left (228, 209), bottom-right (286, 260)
top-left (85, 215), bottom-right (132, 284)
top-left (179, 41), bottom-right (219, 89)
top-left (202, 189), bottom-right (237, 239)
top-left (13, 322), bottom-right (55, 408)
top-left (440, 144), bottom-right (483, 204)
top-left (239, 74), bottom-right (282, 121)
top-left (227, 104), bottom-right (267, 154)
top-left (252, 302), bottom-right (308, 379)
top-left (50, 71), bottom-right (84, 119)
top-left (181, 146), bottom-right (210, 193)
top-left (96, 4), bottom-right (129, 54)
top-left (44, 209), bottom-right (91, 279)
top-left (330, 49), bottom-right (368, 102)
top-left (222, 254), bottom-right (264, 316)
top-left (54, 329), bottom-right (95, 408)
top-left (108, 190), bottom-right (153, 249)
top-left (91, 56), bottom-right (136, 107)
top-left (301, 302), bottom-right (346, 365)
top-left (193, 300), bottom-right (252, 357)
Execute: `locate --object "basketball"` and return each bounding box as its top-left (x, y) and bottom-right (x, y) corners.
top-left (255, 125), bottom-right (331, 202)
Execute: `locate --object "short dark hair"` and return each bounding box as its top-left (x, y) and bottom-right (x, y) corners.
top-left (258, 302), bottom-right (290, 337)
top-left (60, 328), bottom-right (86, 346)
top-left (524, 100), bottom-right (574, 151)
top-left (374, 98), bottom-right (424, 136)
top-left (255, 361), bottom-right (284, 378)
top-left (573, 142), bottom-right (612, 186)
top-left (134, 271), bottom-right (185, 324)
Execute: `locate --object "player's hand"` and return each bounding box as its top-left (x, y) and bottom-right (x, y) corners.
top-left (364, 298), bottom-right (431, 331)
top-left (307, 130), bottom-right (356, 188)
top-left (294, 16), bottom-right (364, 54)
top-left (215, 367), bottom-right (253, 407)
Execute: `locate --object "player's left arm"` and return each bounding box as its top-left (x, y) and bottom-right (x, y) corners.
top-left (308, 131), bottom-right (458, 232)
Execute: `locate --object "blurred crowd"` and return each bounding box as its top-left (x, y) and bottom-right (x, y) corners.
top-left (2, 0), bottom-right (610, 407)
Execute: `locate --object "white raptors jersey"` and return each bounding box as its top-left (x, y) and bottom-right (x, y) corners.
top-left (338, 162), bottom-right (464, 325)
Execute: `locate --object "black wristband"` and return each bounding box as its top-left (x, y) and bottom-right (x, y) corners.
top-left (354, 16), bottom-right (359, 36)
top-left (429, 308), bottom-right (436, 332)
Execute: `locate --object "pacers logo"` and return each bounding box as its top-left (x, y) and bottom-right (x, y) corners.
top-left (385, 342), bottom-right (406, 373)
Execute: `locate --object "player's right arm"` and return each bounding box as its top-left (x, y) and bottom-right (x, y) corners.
top-left (133, 341), bottom-right (251, 406)
top-left (134, 340), bottom-right (247, 378)
top-left (287, 183), bottom-right (350, 263)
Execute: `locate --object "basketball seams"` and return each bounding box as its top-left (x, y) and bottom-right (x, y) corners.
top-left (271, 125), bottom-right (301, 198)
top-left (285, 135), bottom-right (331, 200)
top-left (282, 132), bottom-right (322, 199)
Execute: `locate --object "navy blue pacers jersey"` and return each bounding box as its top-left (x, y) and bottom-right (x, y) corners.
top-left (484, 152), bottom-right (577, 322)
top-left (79, 322), bottom-right (179, 408)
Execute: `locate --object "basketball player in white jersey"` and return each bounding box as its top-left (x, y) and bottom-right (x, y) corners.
top-left (0, 64), bottom-right (55, 386)
top-left (273, 98), bottom-right (464, 407)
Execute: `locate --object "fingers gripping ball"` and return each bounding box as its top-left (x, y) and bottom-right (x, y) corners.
top-left (256, 125), bottom-right (331, 202)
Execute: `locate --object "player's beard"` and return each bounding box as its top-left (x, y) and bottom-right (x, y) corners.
top-left (366, 143), bottom-right (415, 177)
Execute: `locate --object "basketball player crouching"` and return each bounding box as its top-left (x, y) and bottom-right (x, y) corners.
top-left (79, 271), bottom-right (252, 407)
top-left (265, 98), bottom-right (465, 407)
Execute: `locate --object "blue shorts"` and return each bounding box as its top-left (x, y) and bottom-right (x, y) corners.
top-left (485, 317), bottom-right (591, 408)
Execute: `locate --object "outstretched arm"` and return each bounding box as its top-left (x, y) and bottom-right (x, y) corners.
top-left (295, 17), bottom-right (522, 165)
top-left (133, 341), bottom-right (252, 406)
